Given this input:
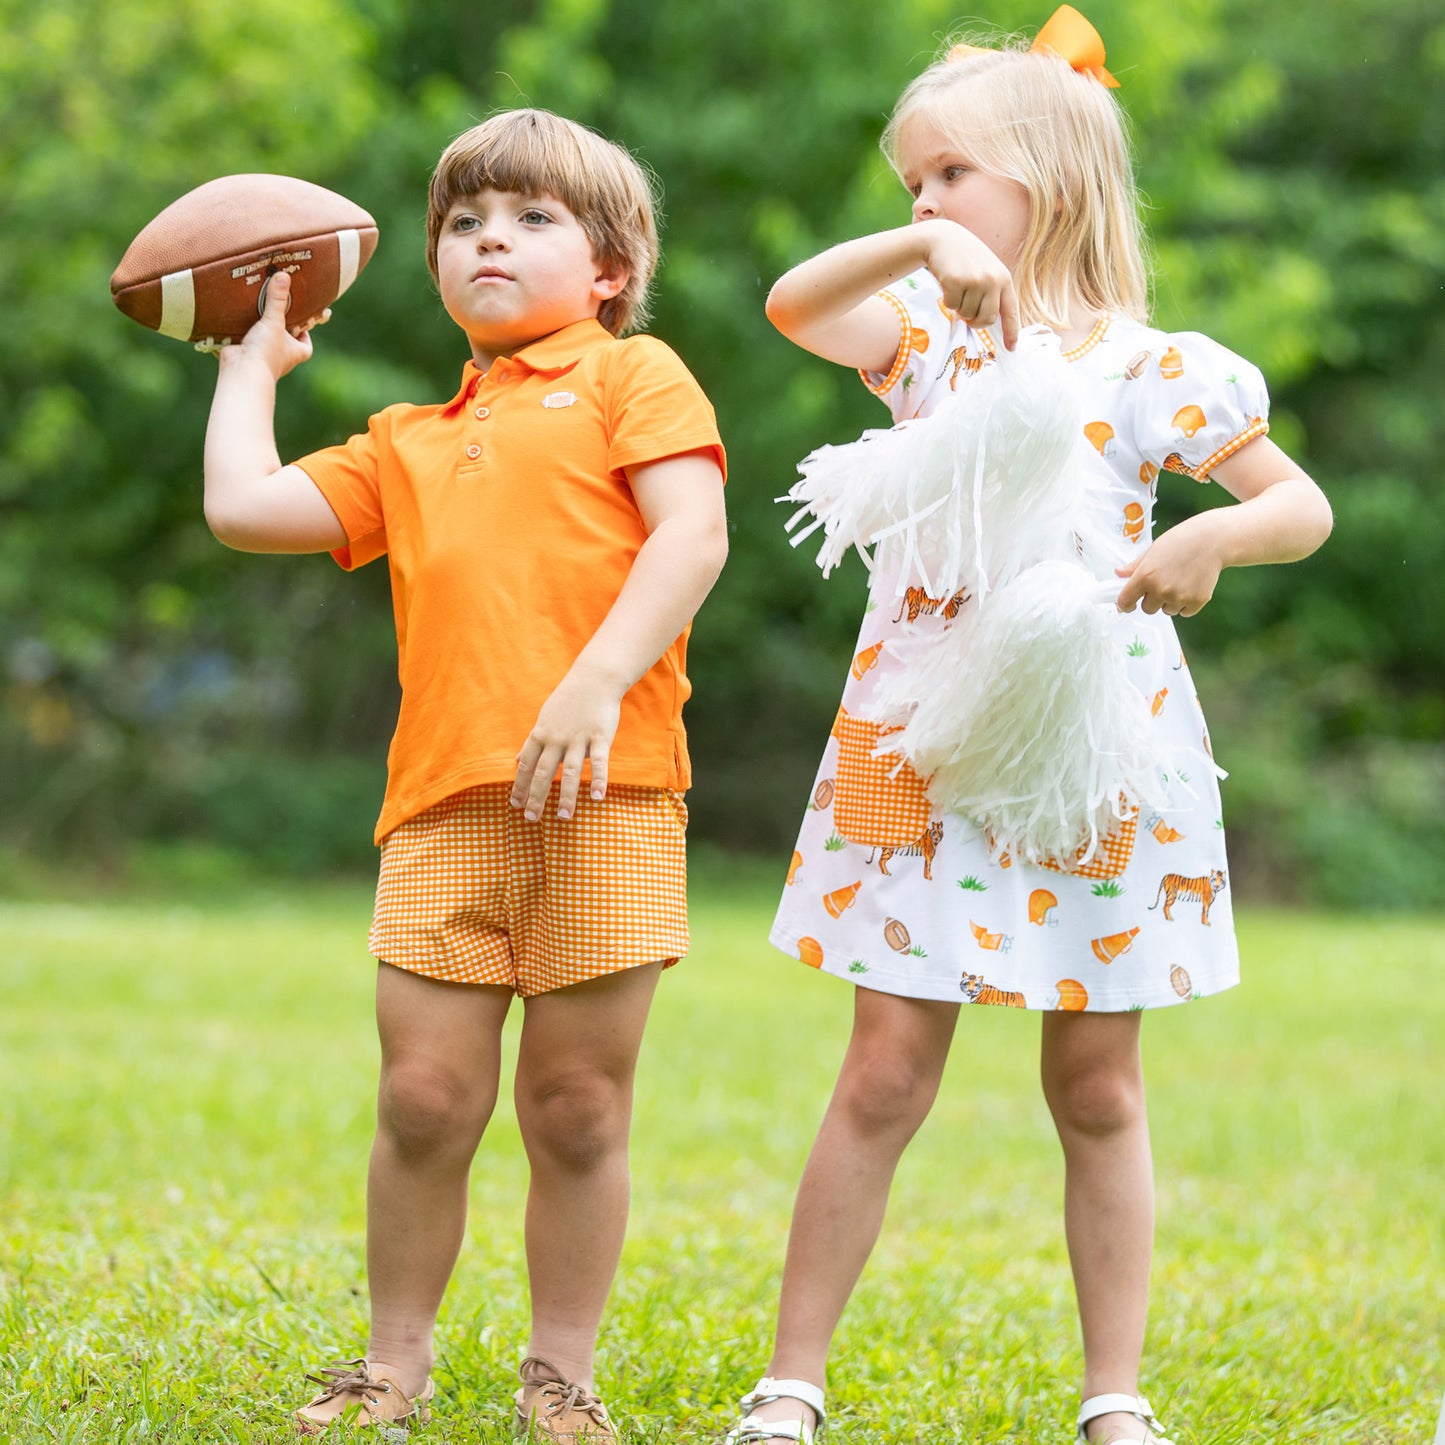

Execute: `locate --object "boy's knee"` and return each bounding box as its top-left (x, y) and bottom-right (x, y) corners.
top-left (519, 1072), bottom-right (630, 1172)
top-left (379, 1059), bottom-right (489, 1159)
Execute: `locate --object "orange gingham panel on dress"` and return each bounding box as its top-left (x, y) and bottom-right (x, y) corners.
top-left (831, 706), bottom-right (933, 849)
top-left (369, 783), bottom-right (689, 996)
top-left (1035, 809), bottom-right (1139, 881)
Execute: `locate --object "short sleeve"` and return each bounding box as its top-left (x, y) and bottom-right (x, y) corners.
top-left (295, 412), bottom-right (394, 570)
top-left (859, 267), bottom-right (989, 423)
top-left (1131, 331), bottom-right (1270, 482)
top-left (602, 335), bottom-right (727, 483)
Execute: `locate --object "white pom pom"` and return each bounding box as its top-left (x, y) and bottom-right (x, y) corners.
top-left (783, 322), bottom-right (1203, 865)
top-left (874, 561), bottom-right (1176, 865)
top-left (784, 326), bottom-right (1085, 599)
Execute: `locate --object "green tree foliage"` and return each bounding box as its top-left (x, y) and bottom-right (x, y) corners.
top-left (0, 0), bottom-right (388, 864)
top-left (1137, 0), bottom-right (1445, 905)
top-left (3, 0), bottom-right (1441, 903)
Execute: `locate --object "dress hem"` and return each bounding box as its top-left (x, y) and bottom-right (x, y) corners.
top-left (769, 926), bottom-right (1238, 1013)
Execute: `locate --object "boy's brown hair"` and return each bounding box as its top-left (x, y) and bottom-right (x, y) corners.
top-left (426, 109), bottom-right (660, 336)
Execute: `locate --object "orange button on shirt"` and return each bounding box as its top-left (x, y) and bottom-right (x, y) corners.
top-left (295, 319), bottom-right (726, 843)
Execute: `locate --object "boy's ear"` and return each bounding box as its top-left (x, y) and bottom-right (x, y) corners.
top-left (593, 266), bottom-right (628, 301)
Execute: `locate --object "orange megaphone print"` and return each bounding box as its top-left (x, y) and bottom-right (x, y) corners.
top-left (970, 919), bottom-right (1006, 951)
top-left (1090, 927), bottom-right (1140, 963)
top-left (851, 643), bottom-right (884, 680)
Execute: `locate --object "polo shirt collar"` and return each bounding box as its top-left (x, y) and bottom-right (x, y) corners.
top-left (446, 318), bottom-right (614, 408)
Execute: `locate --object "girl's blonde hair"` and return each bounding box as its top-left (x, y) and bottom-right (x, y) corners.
top-left (426, 108), bottom-right (660, 336)
top-left (882, 40), bottom-right (1149, 328)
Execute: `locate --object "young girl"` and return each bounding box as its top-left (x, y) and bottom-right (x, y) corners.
top-left (730, 9), bottom-right (1332, 1445)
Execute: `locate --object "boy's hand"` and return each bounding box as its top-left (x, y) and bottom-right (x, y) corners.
top-left (918, 219), bottom-right (1019, 350)
top-left (217, 270), bottom-right (330, 380)
top-left (511, 663), bottom-right (626, 822)
top-left (1115, 518), bottom-right (1225, 617)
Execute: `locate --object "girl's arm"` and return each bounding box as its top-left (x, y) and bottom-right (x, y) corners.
top-left (1115, 436), bottom-right (1334, 616)
top-left (203, 271), bottom-right (347, 554)
top-left (766, 219), bottom-right (1020, 371)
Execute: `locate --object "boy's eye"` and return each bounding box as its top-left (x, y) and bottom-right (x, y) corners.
top-left (452, 215), bottom-right (478, 231)
top-left (520, 209), bottom-right (551, 225)
top-left (943, 165), bottom-right (970, 181)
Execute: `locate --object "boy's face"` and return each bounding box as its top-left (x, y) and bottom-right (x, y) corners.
top-left (436, 190), bottom-right (626, 367)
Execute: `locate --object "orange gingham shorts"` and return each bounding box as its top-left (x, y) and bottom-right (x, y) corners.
top-left (368, 783), bottom-right (689, 996)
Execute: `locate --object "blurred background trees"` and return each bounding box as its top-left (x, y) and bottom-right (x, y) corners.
top-left (3, 0), bottom-right (1441, 904)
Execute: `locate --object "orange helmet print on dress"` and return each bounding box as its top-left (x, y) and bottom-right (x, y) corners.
top-left (1173, 404), bottom-right (1207, 438)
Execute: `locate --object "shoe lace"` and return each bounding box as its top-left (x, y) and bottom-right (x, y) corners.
top-left (521, 1357), bottom-right (609, 1425)
top-left (305, 1360), bottom-right (393, 1405)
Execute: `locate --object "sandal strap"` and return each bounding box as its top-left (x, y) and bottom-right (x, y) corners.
top-left (727, 1420), bottom-right (812, 1445)
top-left (724, 1376), bottom-right (826, 1445)
top-left (1077, 1393), bottom-right (1173, 1445)
top-left (740, 1377), bottom-right (826, 1424)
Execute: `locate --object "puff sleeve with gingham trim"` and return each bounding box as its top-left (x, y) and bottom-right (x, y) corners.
top-left (858, 267), bottom-right (975, 423)
top-left (1130, 332), bottom-right (1270, 482)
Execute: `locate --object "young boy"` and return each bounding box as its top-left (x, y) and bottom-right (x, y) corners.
top-left (203, 109), bottom-right (727, 1436)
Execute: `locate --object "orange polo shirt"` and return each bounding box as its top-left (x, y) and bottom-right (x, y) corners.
top-left (296, 319), bottom-right (726, 843)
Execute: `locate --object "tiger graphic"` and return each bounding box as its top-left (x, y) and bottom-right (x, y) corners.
top-left (960, 972), bottom-right (1025, 1008)
top-left (944, 346), bottom-right (988, 388)
top-left (1148, 869), bottom-right (1227, 924)
top-left (866, 819), bottom-right (944, 880)
top-left (892, 587), bottom-right (970, 625)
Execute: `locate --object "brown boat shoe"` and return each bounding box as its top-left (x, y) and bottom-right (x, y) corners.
top-left (294, 1358), bottom-right (436, 1435)
top-left (513, 1356), bottom-right (618, 1443)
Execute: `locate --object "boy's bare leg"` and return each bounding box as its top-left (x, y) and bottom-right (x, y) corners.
top-left (363, 965), bottom-right (513, 1392)
top-left (746, 989), bottom-right (958, 1432)
top-left (513, 961), bottom-right (664, 1389)
top-left (1040, 1010), bottom-right (1154, 1445)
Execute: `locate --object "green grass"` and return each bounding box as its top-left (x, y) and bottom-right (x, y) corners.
top-left (1, 859), bottom-right (1441, 1443)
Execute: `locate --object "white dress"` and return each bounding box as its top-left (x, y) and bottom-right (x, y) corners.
top-left (770, 269), bottom-right (1270, 1011)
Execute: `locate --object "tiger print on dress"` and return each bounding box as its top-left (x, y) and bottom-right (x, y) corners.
top-left (960, 972), bottom-right (1025, 1007)
top-left (892, 587), bottom-right (970, 625)
top-left (944, 346), bottom-right (988, 388)
top-left (866, 819), bottom-right (944, 881)
top-left (1148, 869), bottom-right (1227, 924)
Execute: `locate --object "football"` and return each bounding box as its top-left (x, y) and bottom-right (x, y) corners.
top-left (110, 174), bottom-right (378, 346)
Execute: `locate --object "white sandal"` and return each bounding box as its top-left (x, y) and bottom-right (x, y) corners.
top-left (724, 1376), bottom-right (826, 1445)
top-left (1076, 1393), bottom-right (1175, 1445)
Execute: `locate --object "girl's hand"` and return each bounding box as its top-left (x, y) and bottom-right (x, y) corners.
top-left (216, 270), bottom-right (329, 380)
top-left (918, 219), bottom-right (1020, 349)
top-left (1115, 516), bottom-right (1226, 617)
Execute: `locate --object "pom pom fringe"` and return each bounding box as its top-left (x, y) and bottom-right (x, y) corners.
top-left (784, 327), bottom-right (1085, 599)
top-left (873, 562), bottom-right (1180, 866)
top-left (780, 324), bottom-right (1209, 866)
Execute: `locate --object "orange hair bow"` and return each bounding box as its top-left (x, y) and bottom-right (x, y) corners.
top-left (947, 5), bottom-right (1120, 88)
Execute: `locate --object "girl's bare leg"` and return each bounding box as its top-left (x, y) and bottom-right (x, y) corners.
top-left (745, 988), bottom-right (959, 1432)
top-left (1040, 1010), bottom-right (1154, 1444)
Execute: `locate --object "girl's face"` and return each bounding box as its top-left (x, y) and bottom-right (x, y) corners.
top-left (896, 115), bottom-right (1032, 271)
